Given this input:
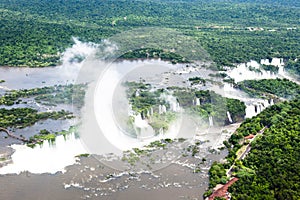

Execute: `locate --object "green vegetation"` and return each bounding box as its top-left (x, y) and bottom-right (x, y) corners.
top-left (121, 138), bottom-right (191, 166)
top-left (28, 125), bottom-right (78, 145)
top-left (215, 197), bottom-right (226, 200)
top-left (0, 84), bottom-right (86, 107)
top-left (188, 77), bottom-right (206, 86)
top-left (148, 112), bottom-right (176, 133)
top-left (75, 153), bottom-right (90, 158)
top-left (183, 141), bottom-right (203, 157)
top-left (206, 99), bottom-right (300, 199)
top-left (208, 73), bottom-right (227, 79)
top-left (124, 81), bottom-right (166, 113)
top-left (236, 78), bottom-right (300, 99)
top-left (0, 108), bottom-right (73, 128)
top-left (0, 80), bottom-right (5, 83)
top-left (209, 162), bottom-right (228, 188)
top-left (225, 103), bottom-right (292, 166)
top-left (34, 84), bottom-right (87, 107)
top-left (228, 99), bottom-right (300, 199)
top-left (286, 59), bottom-right (300, 77)
top-left (120, 48), bottom-right (189, 64)
top-left (1, 0), bottom-right (300, 67)
top-left (261, 64), bottom-right (279, 73)
top-left (125, 81), bottom-right (178, 134)
top-left (223, 77), bottom-right (236, 85)
top-left (147, 138), bottom-right (175, 149)
top-left (125, 81), bottom-right (246, 134)
top-left (172, 89), bottom-right (246, 125)
top-left (121, 138), bottom-right (175, 166)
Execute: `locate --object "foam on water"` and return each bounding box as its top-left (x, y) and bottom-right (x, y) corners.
top-left (0, 133), bottom-right (87, 174)
top-left (0, 38), bottom-right (98, 174)
top-left (90, 60), bottom-right (185, 154)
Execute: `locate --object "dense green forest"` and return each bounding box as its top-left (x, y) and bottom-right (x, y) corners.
top-left (228, 99), bottom-right (300, 199)
top-left (236, 78), bottom-right (300, 99)
top-left (120, 48), bottom-right (189, 64)
top-left (286, 59), bottom-right (300, 76)
top-left (0, 108), bottom-right (73, 129)
top-left (205, 99), bottom-right (300, 199)
top-left (0, 0), bottom-right (300, 67)
top-left (0, 0), bottom-right (299, 198)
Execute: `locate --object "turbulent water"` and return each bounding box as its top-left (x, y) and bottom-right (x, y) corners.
top-left (0, 133), bottom-right (86, 174)
top-left (0, 38), bottom-right (299, 199)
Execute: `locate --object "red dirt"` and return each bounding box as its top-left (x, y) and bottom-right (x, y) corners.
top-left (244, 134), bottom-right (255, 140)
top-left (208, 177), bottom-right (239, 200)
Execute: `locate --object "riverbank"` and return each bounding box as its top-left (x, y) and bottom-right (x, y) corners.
top-left (0, 57), bottom-right (299, 199)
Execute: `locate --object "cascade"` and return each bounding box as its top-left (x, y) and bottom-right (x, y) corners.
top-left (227, 111), bottom-right (233, 123)
top-left (245, 105), bottom-right (255, 118)
top-left (135, 90), bottom-right (140, 97)
top-left (209, 116), bottom-right (213, 127)
top-left (259, 104), bottom-right (262, 112)
top-left (195, 98), bottom-right (200, 106)
top-left (159, 128), bottom-right (164, 135)
top-left (162, 105), bottom-right (167, 113)
top-left (171, 102), bottom-right (176, 112)
top-left (159, 105), bottom-right (162, 114)
top-left (134, 114), bottom-right (155, 139)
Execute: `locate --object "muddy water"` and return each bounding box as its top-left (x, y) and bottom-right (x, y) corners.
top-left (0, 172), bottom-right (83, 200)
top-left (0, 147), bottom-right (226, 200)
top-left (1, 57), bottom-right (296, 199)
top-left (0, 65), bottom-right (81, 90)
top-left (0, 119), bottom-right (74, 146)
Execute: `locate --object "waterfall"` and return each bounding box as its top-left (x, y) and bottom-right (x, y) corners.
top-left (195, 98), bottom-right (200, 106)
top-left (270, 99), bottom-right (274, 106)
top-left (271, 58), bottom-right (282, 66)
top-left (209, 116), bottom-right (213, 127)
top-left (162, 105), bottom-right (167, 113)
top-left (134, 114), bottom-right (148, 128)
top-left (159, 105), bottom-right (162, 114)
top-left (227, 111), bottom-right (233, 123)
top-left (259, 104), bottom-right (262, 112)
top-left (278, 65), bottom-right (284, 75)
top-left (150, 107), bottom-right (153, 116)
top-left (0, 132), bottom-right (87, 174)
top-left (135, 90), bottom-right (140, 97)
top-left (158, 105), bottom-right (167, 114)
top-left (171, 102), bottom-right (176, 112)
top-left (171, 102), bottom-right (180, 112)
top-left (146, 109), bottom-right (150, 117)
top-left (245, 104), bottom-right (256, 118)
top-left (134, 114), bottom-right (155, 139)
top-left (159, 128), bottom-right (164, 135)
top-left (260, 59), bottom-right (270, 65)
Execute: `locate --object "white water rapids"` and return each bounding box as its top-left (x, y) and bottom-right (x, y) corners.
top-left (0, 52), bottom-right (298, 174)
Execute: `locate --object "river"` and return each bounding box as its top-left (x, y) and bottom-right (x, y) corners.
top-left (0, 48), bottom-right (298, 199)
